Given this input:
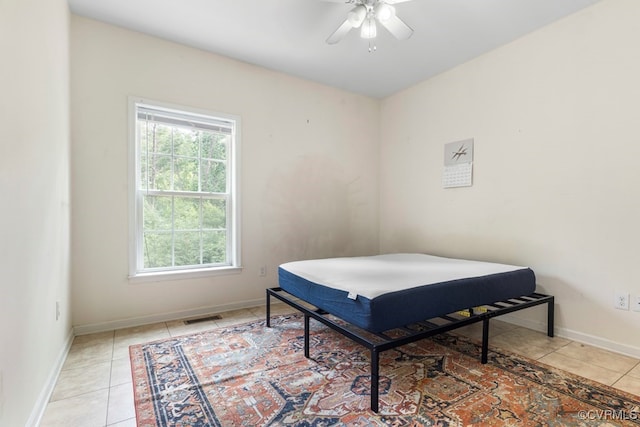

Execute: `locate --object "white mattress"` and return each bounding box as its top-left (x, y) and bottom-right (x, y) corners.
top-left (279, 253), bottom-right (529, 300)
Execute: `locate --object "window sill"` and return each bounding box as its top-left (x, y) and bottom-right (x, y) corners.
top-left (128, 266), bottom-right (242, 284)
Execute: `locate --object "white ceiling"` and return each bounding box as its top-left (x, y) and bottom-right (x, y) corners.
top-left (67, 0), bottom-right (602, 99)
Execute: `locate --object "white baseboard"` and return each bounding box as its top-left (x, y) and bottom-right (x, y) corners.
top-left (499, 313), bottom-right (640, 359)
top-left (73, 297), bottom-right (266, 336)
top-left (26, 328), bottom-right (74, 427)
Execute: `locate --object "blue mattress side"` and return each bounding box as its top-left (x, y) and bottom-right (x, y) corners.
top-left (277, 266), bottom-right (536, 333)
top-left (278, 267), bottom-right (375, 330)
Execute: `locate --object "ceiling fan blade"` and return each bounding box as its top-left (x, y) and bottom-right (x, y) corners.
top-left (380, 14), bottom-right (413, 40)
top-left (326, 19), bottom-right (353, 44)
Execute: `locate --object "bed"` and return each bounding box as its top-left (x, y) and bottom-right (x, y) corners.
top-left (266, 253), bottom-right (554, 412)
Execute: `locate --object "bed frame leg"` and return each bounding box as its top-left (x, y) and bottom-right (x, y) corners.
top-left (370, 349), bottom-right (380, 413)
top-left (266, 289), bottom-right (271, 328)
top-left (481, 318), bottom-right (490, 364)
top-left (304, 314), bottom-right (310, 359)
top-left (547, 296), bottom-right (555, 337)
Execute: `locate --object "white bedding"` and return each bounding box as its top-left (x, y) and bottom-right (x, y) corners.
top-left (279, 253), bottom-right (529, 299)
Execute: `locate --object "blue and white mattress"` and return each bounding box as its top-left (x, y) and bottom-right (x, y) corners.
top-left (278, 253), bottom-right (536, 333)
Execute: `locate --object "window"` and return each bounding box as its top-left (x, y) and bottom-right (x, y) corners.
top-left (129, 99), bottom-right (240, 278)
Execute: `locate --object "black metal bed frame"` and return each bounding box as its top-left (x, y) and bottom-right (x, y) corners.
top-left (266, 286), bottom-right (554, 413)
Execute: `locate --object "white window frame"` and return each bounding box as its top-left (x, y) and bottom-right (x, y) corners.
top-left (128, 97), bottom-right (241, 281)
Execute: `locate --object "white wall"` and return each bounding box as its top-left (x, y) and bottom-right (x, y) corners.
top-left (0, 0), bottom-right (72, 425)
top-left (70, 17), bottom-right (380, 330)
top-left (380, 0), bottom-right (640, 355)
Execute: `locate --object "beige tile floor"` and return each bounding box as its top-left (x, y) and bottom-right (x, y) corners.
top-left (40, 304), bottom-right (640, 426)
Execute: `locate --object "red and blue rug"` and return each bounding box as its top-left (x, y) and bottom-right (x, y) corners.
top-left (130, 313), bottom-right (640, 426)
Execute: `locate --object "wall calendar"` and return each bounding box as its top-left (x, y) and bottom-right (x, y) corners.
top-left (443, 138), bottom-right (473, 188)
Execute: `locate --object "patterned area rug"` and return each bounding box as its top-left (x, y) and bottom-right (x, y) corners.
top-left (130, 313), bottom-right (640, 426)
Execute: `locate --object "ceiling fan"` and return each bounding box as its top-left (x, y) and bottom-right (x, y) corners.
top-left (325, 0), bottom-right (414, 45)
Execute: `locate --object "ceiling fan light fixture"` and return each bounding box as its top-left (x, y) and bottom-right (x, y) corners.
top-left (325, 0), bottom-right (413, 46)
top-left (374, 3), bottom-right (395, 22)
top-left (360, 17), bottom-right (377, 39)
top-left (347, 5), bottom-right (367, 28)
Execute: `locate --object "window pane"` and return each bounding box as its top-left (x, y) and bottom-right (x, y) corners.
top-left (143, 231), bottom-right (172, 268)
top-left (174, 197), bottom-right (200, 230)
top-left (140, 153), bottom-right (148, 190)
top-left (203, 230), bottom-right (226, 264)
top-left (202, 199), bottom-right (226, 229)
top-left (148, 123), bottom-right (173, 155)
top-left (201, 160), bottom-right (226, 193)
top-left (174, 157), bottom-right (199, 191)
top-left (201, 133), bottom-right (228, 160)
top-left (138, 121), bottom-right (150, 159)
top-left (146, 154), bottom-right (172, 190)
top-left (143, 195), bottom-right (173, 231)
top-left (173, 129), bottom-right (199, 157)
top-left (174, 231), bottom-right (201, 266)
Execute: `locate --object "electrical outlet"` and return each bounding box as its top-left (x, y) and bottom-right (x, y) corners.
top-left (259, 266), bottom-right (267, 277)
top-left (633, 296), bottom-right (640, 312)
top-left (614, 291), bottom-right (629, 310)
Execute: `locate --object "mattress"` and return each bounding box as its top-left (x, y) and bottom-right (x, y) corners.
top-left (278, 253), bottom-right (536, 332)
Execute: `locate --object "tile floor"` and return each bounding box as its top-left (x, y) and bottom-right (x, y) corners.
top-left (40, 303), bottom-right (640, 426)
